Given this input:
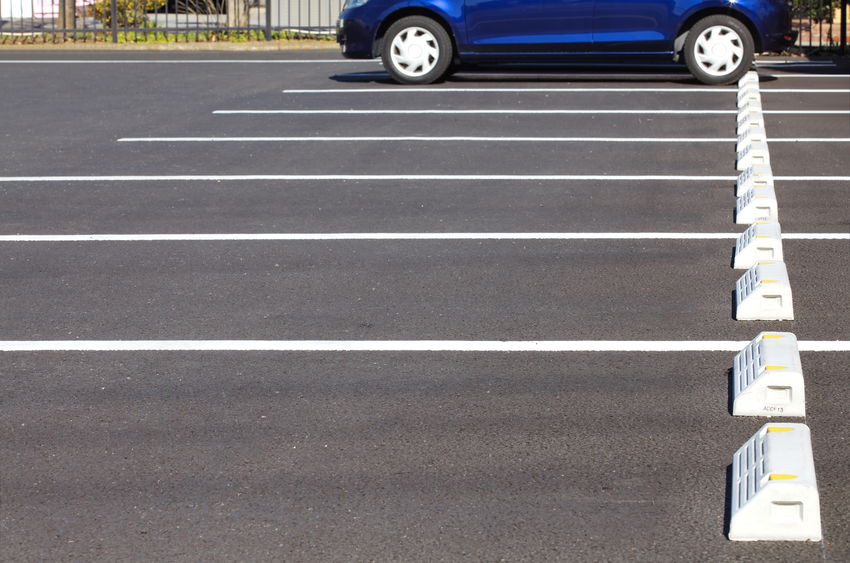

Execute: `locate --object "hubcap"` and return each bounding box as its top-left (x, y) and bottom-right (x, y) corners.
top-left (390, 26), bottom-right (440, 78)
top-left (694, 25), bottom-right (744, 77)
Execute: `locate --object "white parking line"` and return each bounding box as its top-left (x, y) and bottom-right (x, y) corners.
top-left (213, 109), bottom-right (850, 115)
top-left (1, 233), bottom-right (847, 242)
top-left (283, 87), bottom-right (743, 93)
top-left (774, 176), bottom-right (850, 181)
top-left (760, 74), bottom-right (850, 78)
top-left (283, 87), bottom-right (849, 94)
top-left (2, 174), bottom-right (848, 182)
top-left (2, 340), bottom-right (849, 352)
top-left (770, 138), bottom-right (850, 142)
top-left (755, 60), bottom-right (837, 66)
top-left (116, 136), bottom-right (850, 143)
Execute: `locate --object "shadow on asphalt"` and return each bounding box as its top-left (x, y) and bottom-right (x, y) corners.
top-left (330, 58), bottom-right (849, 85)
top-left (330, 71), bottom-right (396, 84)
top-left (727, 368), bottom-right (736, 416)
top-left (330, 67), bottom-right (707, 85)
top-left (724, 463), bottom-right (734, 537)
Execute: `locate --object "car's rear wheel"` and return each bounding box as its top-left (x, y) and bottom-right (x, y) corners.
top-left (381, 16), bottom-right (453, 85)
top-left (684, 15), bottom-right (754, 85)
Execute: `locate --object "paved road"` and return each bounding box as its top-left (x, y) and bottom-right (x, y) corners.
top-left (1, 51), bottom-right (848, 561)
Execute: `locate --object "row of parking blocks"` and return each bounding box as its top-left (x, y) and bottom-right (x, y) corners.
top-left (727, 72), bottom-right (820, 542)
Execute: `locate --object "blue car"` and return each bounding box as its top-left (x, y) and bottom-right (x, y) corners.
top-left (337, 0), bottom-right (796, 85)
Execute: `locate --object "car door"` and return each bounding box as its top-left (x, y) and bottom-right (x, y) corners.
top-left (463, 0), bottom-right (594, 53)
top-left (592, 0), bottom-right (678, 53)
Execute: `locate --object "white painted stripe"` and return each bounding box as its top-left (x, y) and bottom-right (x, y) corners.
top-left (213, 109), bottom-right (850, 115)
top-left (118, 136), bottom-right (734, 143)
top-left (2, 340), bottom-right (849, 352)
top-left (284, 87), bottom-right (848, 94)
top-left (0, 59), bottom-right (358, 64)
top-left (284, 87), bottom-right (738, 93)
top-left (215, 109), bottom-right (738, 115)
top-left (774, 176), bottom-right (850, 181)
top-left (782, 233), bottom-right (850, 240)
top-left (769, 138), bottom-right (850, 143)
top-left (116, 136), bottom-right (850, 143)
top-left (760, 74), bottom-right (850, 78)
top-left (755, 60), bottom-right (837, 66)
top-left (1, 233), bottom-right (847, 242)
top-left (0, 174), bottom-right (736, 182)
top-left (2, 175), bottom-right (848, 182)
top-left (799, 342), bottom-right (850, 352)
top-left (759, 88), bottom-right (850, 92)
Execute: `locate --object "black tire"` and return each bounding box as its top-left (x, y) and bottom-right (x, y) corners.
top-left (684, 15), bottom-right (754, 85)
top-left (381, 16), bottom-right (453, 85)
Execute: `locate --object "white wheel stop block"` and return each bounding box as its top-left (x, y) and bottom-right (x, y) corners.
top-left (734, 221), bottom-right (783, 269)
top-left (738, 110), bottom-right (766, 136)
top-left (729, 423), bottom-right (822, 541)
top-left (738, 88), bottom-right (762, 109)
top-left (737, 78), bottom-right (760, 93)
top-left (737, 140), bottom-right (770, 171)
top-left (732, 332), bottom-right (805, 417)
top-left (735, 261), bottom-right (794, 321)
top-left (737, 165), bottom-right (774, 197)
top-left (738, 71), bottom-right (760, 88)
top-left (736, 184), bottom-right (778, 224)
top-left (738, 77), bottom-right (760, 91)
top-left (737, 127), bottom-right (768, 154)
top-left (739, 98), bottom-right (764, 114)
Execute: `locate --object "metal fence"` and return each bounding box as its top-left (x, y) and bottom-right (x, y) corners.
top-left (792, 0), bottom-right (849, 52)
top-left (0, 0), bottom-right (345, 42)
top-left (1, 0), bottom-right (847, 50)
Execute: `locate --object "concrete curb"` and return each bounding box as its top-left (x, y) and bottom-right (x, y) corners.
top-left (0, 40), bottom-right (338, 51)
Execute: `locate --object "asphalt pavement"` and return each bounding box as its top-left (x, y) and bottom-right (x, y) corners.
top-left (1, 51), bottom-right (849, 561)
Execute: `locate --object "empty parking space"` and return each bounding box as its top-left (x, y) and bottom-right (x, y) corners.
top-left (3, 179), bottom-right (849, 235)
top-left (1, 240), bottom-right (848, 342)
top-left (1, 51), bottom-right (848, 560)
top-left (0, 179), bottom-right (844, 233)
top-left (6, 351), bottom-right (847, 561)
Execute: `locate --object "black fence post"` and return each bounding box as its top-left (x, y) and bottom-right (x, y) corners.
top-left (58, 0), bottom-right (75, 36)
top-left (111, 0), bottom-right (118, 43)
top-left (266, 0), bottom-right (272, 40)
top-left (842, 0), bottom-right (848, 54)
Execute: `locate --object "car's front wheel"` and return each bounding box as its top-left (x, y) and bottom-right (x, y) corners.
top-left (684, 15), bottom-right (754, 85)
top-left (381, 16), bottom-right (453, 85)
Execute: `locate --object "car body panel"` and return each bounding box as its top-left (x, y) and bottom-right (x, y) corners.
top-left (465, 0), bottom-right (593, 52)
top-left (337, 0), bottom-right (794, 61)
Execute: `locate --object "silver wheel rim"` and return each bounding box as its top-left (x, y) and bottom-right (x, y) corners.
top-left (694, 25), bottom-right (744, 77)
top-left (390, 26), bottom-right (440, 78)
